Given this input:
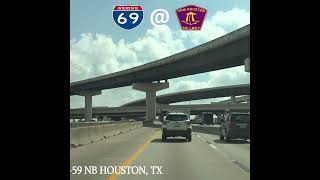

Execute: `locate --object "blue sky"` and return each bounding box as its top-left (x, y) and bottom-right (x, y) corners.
top-left (70, 0), bottom-right (250, 108)
top-left (71, 0), bottom-right (249, 42)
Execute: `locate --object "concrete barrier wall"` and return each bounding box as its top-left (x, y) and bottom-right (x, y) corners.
top-left (70, 121), bottom-right (142, 147)
top-left (70, 120), bottom-right (134, 128)
top-left (191, 125), bottom-right (221, 135)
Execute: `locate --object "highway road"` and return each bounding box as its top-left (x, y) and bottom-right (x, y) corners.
top-left (70, 125), bottom-right (250, 180)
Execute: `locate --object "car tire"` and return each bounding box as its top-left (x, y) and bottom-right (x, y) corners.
top-left (220, 134), bottom-right (224, 140)
top-left (162, 131), bottom-right (167, 142)
top-left (187, 135), bottom-right (192, 142)
top-left (220, 128), bottom-right (224, 140)
top-left (225, 137), bottom-right (230, 142)
top-left (224, 129), bottom-right (230, 142)
top-left (162, 135), bottom-right (167, 142)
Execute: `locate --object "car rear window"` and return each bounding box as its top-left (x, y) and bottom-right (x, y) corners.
top-left (166, 115), bottom-right (188, 121)
top-left (231, 114), bottom-right (250, 123)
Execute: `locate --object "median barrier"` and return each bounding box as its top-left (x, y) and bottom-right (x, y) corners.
top-left (70, 121), bottom-right (142, 148)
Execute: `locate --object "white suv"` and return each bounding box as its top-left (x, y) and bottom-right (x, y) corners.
top-left (162, 113), bottom-right (192, 142)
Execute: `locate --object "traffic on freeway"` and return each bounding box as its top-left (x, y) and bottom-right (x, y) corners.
top-left (70, 1), bottom-right (250, 180)
top-left (70, 113), bottom-right (250, 180)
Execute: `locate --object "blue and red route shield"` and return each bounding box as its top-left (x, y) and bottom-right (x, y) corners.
top-left (113, 5), bottom-right (144, 30)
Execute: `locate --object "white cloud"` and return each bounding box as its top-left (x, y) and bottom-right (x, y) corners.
top-left (128, 25), bottom-right (186, 62)
top-left (210, 8), bottom-right (250, 28)
top-left (70, 25), bottom-right (186, 108)
top-left (208, 66), bottom-right (250, 87)
top-left (178, 22), bottom-right (227, 45)
top-left (70, 33), bottom-right (141, 82)
top-left (70, 8), bottom-right (250, 108)
top-left (160, 66), bottom-right (249, 105)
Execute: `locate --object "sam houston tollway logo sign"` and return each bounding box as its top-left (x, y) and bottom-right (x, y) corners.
top-left (176, 5), bottom-right (207, 31)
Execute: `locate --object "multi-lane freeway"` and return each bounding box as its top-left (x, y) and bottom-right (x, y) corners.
top-left (70, 124), bottom-right (250, 180)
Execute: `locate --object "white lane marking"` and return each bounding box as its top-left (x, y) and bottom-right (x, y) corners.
top-left (197, 134), bottom-right (227, 157)
top-left (197, 133), bottom-right (250, 174)
top-left (197, 134), bottom-right (231, 160)
top-left (232, 160), bottom-right (250, 173)
top-left (196, 134), bottom-right (206, 142)
top-left (209, 144), bottom-right (217, 149)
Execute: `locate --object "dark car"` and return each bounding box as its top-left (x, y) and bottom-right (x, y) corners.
top-left (220, 112), bottom-right (250, 142)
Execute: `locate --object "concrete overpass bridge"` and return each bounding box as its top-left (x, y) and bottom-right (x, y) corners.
top-left (71, 84), bottom-right (250, 120)
top-left (213, 95), bottom-right (250, 104)
top-left (70, 25), bottom-right (250, 122)
top-left (70, 103), bottom-right (250, 120)
top-left (122, 84), bottom-right (250, 107)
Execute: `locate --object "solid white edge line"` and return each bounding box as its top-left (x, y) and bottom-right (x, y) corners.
top-left (197, 133), bottom-right (250, 174)
top-left (209, 144), bottom-right (217, 149)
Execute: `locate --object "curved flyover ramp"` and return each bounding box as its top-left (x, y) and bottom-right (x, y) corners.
top-left (121, 84), bottom-right (250, 107)
top-left (70, 25), bottom-right (250, 95)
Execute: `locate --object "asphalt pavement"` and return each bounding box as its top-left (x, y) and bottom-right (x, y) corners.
top-left (70, 124), bottom-right (250, 180)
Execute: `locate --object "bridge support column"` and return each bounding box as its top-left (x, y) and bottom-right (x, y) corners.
top-left (230, 95), bottom-right (236, 104)
top-left (178, 108), bottom-right (191, 119)
top-left (76, 90), bottom-right (102, 122)
top-left (132, 82), bottom-right (169, 125)
top-left (245, 58), bottom-right (250, 72)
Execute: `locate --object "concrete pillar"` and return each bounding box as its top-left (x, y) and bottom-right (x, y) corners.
top-left (156, 103), bottom-right (161, 119)
top-left (230, 95), bottom-right (236, 104)
top-left (146, 91), bottom-right (156, 122)
top-left (84, 95), bottom-right (92, 122)
top-left (186, 109), bottom-right (191, 119)
top-left (132, 82), bottom-right (169, 124)
top-left (245, 58), bottom-right (250, 72)
top-left (76, 90), bottom-right (102, 122)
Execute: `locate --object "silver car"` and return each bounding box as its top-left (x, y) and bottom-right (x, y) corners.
top-left (162, 113), bottom-right (192, 142)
